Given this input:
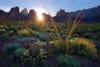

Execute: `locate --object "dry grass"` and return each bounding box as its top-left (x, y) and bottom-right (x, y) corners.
top-left (71, 37), bottom-right (97, 53)
top-left (44, 8), bottom-right (96, 54)
top-left (44, 7), bottom-right (63, 44)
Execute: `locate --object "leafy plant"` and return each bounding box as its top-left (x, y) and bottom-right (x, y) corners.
top-left (51, 43), bottom-right (66, 55)
top-left (5, 22), bottom-right (20, 33)
top-left (14, 48), bottom-right (29, 57)
top-left (70, 37), bottom-right (97, 57)
top-left (3, 43), bottom-right (19, 56)
top-left (0, 28), bottom-right (6, 33)
top-left (45, 9), bottom-right (83, 53)
top-left (39, 34), bottom-right (47, 41)
top-left (17, 29), bottom-right (31, 37)
top-left (29, 23), bottom-right (46, 31)
top-left (0, 33), bottom-right (9, 39)
top-left (29, 45), bottom-right (47, 67)
top-left (56, 55), bottom-right (79, 67)
top-left (32, 31), bottom-right (40, 37)
top-left (14, 48), bottom-right (30, 63)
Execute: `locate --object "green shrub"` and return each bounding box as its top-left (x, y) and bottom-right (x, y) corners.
top-left (70, 38), bottom-right (97, 57)
top-left (84, 49), bottom-right (93, 57)
top-left (29, 23), bottom-right (45, 31)
top-left (34, 48), bottom-right (47, 66)
top-left (5, 22), bottom-right (19, 33)
top-left (29, 23), bottom-right (37, 30)
top-left (39, 34), bottom-right (47, 41)
top-left (14, 48), bottom-right (29, 57)
top-left (29, 46), bottom-right (47, 66)
top-left (70, 44), bottom-right (94, 57)
top-left (18, 29), bottom-right (31, 37)
top-left (14, 48), bottom-right (30, 62)
top-left (0, 33), bottom-right (9, 39)
top-left (31, 47), bottom-right (47, 61)
top-left (32, 31), bottom-right (40, 37)
top-left (56, 55), bottom-right (79, 67)
top-left (51, 44), bottom-right (66, 55)
top-left (0, 28), bottom-right (6, 33)
top-left (3, 43), bottom-right (19, 55)
top-left (49, 40), bottom-right (67, 55)
top-left (70, 44), bottom-right (88, 56)
top-left (37, 48), bottom-right (47, 60)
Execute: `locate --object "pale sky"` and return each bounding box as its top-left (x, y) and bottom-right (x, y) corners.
top-left (0, 0), bottom-right (100, 16)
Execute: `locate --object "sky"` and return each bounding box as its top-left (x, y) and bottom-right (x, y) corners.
top-left (0, 0), bottom-right (100, 16)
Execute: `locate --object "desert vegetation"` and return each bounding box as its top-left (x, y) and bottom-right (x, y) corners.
top-left (0, 6), bottom-right (100, 67)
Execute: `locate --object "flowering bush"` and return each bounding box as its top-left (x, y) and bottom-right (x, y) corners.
top-left (17, 29), bottom-right (31, 37)
top-left (70, 38), bottom-right (97, 57)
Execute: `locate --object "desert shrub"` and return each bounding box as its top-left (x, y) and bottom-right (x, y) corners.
top-left (31, 31), bottom-right (40, 37)
top-left (30, 46), bottom-right (47, 60)
top-left (0, 28), bottom-right (6, 33)
top-left (17, 29), bottom-right (31, 37)
top-left (0, 25), bottom-right (4, 28)
top-left (5, 23), bottom-right (19, 33)
top-left (14, 48), bottom-right (29, 57)
top-left (14, 48), bottom-right (30, 63)
top-left (0, 33), bottom-right (9, 39)
top-left (56, 55), bottom-right (79, 67)
top-left (29, 45), bottom-right (47, 66)
top-left (70, 44), bottom-right (93, 57)
top-left (37, 48), bottom-right (47, 60)
top-left (3, 43), bottom-right (19, 56)
top-left (29, 23), bottom-right (45, 31)
top-left (49, 40), bottom-right (67, 55)
top-left (70, 38), bottom-right (97, 57)
top-left (29, 23), bottom-right (37, 30)
top-left (34, 48), bottom-right (47, 66)
top-left (39, 34), bottom-right (47, 41)
top-left (51, 44), bottom-right (66, 55)
top-left (34, 40), bottom-right (47, 46)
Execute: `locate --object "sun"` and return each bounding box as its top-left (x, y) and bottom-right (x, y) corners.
top-left (35, 8), bottom-right (45, 21)
top-left (37, 13), bottom-right (44, 21)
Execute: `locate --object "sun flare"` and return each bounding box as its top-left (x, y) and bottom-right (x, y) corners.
top-left (35, 8), bottom-right (45, 21)
top-left (37, 13), bottom-right (44, 21)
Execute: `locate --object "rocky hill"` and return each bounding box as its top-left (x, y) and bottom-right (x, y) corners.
top-left (0, 5), bottom-right (100, 23)
top-left (0, 7), bottom-right (37, 23)
top-left (54, 5), bottom-right (100, 23)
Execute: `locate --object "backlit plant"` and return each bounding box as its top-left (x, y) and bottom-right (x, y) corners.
top-left (70, 37), bottom-right (97, 57)
top-left (45, 8), bottom-right (84, 53)
top-left (17, 29), bottom-right (31, 37)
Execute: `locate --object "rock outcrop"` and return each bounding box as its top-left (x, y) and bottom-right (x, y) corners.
top-left (54, 5), bottom-right (100, 23)
top-left (0, 5), bottom-right (100, 23)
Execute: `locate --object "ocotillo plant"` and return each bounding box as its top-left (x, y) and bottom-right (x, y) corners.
top-left (44, 7), bottom-right (84, 53)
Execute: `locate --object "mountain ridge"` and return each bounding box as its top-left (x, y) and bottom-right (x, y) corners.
top-left (0, 5), bottom-right (100, 23)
